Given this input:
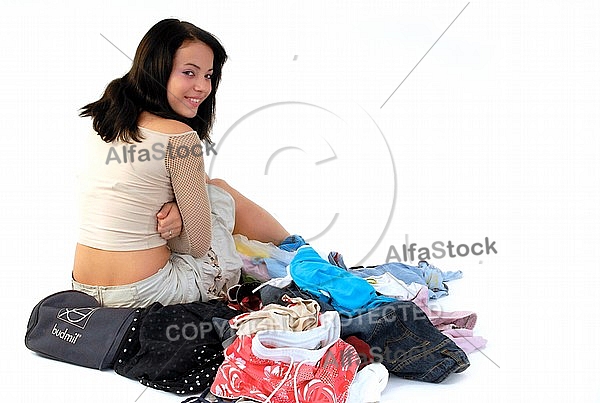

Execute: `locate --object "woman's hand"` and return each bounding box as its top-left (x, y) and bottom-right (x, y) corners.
top-left (157, 202), bottom-right (183, 240)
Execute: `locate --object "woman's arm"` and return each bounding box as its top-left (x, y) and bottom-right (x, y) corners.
top-left (163, 131), bottom-right (212, 257)
top-left (159, 154), bottom-right (290, 252)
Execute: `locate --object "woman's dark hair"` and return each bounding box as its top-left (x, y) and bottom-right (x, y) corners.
top-left (80, 19), bottom-right (227, 143)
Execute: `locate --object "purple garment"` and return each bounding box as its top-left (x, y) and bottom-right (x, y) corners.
top-left (442, 328), bottom-right (487, 354)
top-left (411, 285), bottom-right (487, 354)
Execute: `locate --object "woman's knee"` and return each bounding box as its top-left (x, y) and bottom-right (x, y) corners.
top-left (208, 178), bottom-right (242, 206)
top-left (208, 177), bottom-right (230, 190)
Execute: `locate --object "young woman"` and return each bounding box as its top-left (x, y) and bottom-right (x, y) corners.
top-left (72, 19), bottom-right (291, 308)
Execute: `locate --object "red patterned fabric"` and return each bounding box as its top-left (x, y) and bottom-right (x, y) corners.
top-left (210, 334), bottom-right (359, 403)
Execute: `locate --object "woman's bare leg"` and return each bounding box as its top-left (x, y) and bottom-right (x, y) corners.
top-left (208, 178), bottom-right (290, 245)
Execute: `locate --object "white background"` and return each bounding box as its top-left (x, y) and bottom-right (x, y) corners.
top-left (1, 0), bottom-right (599, 402)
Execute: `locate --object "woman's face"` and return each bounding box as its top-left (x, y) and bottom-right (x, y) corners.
top-left (166, 40), bottom-right (214, 118)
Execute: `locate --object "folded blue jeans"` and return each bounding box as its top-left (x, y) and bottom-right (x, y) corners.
top-left (340, 300), bottom-right (470, 383)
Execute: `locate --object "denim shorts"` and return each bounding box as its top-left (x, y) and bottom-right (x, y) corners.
top-left (72, 184), bottom-right (242, 308)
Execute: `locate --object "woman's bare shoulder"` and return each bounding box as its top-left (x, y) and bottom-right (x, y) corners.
top-left (138, 112), bottom-right (194, 135)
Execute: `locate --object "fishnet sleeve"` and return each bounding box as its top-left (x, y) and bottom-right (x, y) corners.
top-left (165, 133), bottom-right (212, 257)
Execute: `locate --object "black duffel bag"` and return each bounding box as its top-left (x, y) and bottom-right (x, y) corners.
top-left (25, 290), bottom-right (137, 370)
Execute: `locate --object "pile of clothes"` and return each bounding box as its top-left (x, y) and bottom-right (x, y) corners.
top-left (25, 235), bottom-right (486, 403)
